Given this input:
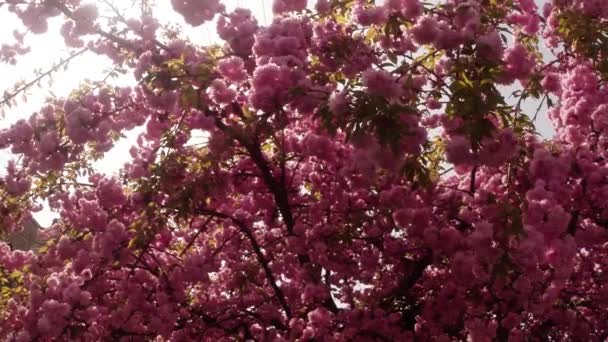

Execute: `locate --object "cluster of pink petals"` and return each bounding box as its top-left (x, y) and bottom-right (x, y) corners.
top-left (0, 0), bottom-right (608, 341)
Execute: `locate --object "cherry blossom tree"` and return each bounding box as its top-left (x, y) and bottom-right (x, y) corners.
top-left (1, 0), bottom-right (608, 340)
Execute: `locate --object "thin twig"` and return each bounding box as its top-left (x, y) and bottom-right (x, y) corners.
top-left (49, 0), bottom-right (144, 53)
top-left (99, 0), bottom-right (170, 51)
top-left (532, 94), bottom-right (548, 121)
top-left (0, 47), bottom-right (88, 108)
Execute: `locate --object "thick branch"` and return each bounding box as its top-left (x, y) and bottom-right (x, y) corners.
top-left (382, 252), bottom-right (432, 329)
top-left (206, 106), bottom-right (340, 313)
top-left (245, 141), bottom-right (296, 234)
top-left (209, 106), bottom-right (296, 235)
top-left (469, 165), bottom-right (478, 194)
top-left (566, 178), bottom-right (586, 236)
top-left (566, 210), bottom-right (580, 236)
top-left (197, 208), bottom-right (293, 320)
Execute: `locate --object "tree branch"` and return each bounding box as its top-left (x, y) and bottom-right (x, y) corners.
top-left (48, 0), bottom-right (145, 53)
top-left (470, 165), bottom-right (478, 195)
top-left (196, 208), bottom-right (293, 320)
top-left (0, 47), bottom-right (88, 108)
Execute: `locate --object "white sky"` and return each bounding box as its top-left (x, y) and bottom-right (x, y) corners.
top-left (0, 0), bottom-right (553, 226)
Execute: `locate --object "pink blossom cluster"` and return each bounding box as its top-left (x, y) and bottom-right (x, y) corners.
top-left (361, 68), bottom-right (403, 100)
top-left (1, 0), bottom-right (608, 341)
top-left (353, 2), bottom-right (388, 26)
top-left (508, 0), bottom-right (540, 35)
top-left (170, 0), bottom-right (225, 26)
top-left (272, 0), bottom-right (307, 15)
top-left (311, 19), bottom-right (377, 77)
top-left (217, 56), bottom-right (249, 84)
top-left (217, 9), bottom-right (259, 57)
top-left (445, 127), bottom-right (518, 168)
top-left (248, 17), bottom-right (313, 112)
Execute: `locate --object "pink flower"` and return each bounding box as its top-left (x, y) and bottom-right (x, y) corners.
top-left (315, 0), bottom-right (331, 13)
top-left (410, 16), bottom-right (439, 45)
top-left (386, 0), bottom-right (423, 19)
top-left (38, 130), bottom-right (59, 154)
top-left (361, 68), bottom-right (402, 99)
top-left (250, 64), bottom-right (294, 111)
top-left (207, 79), bottom-right (237, 104)
top-left (273, 0), bottom-right (307, 14)
top-left (171, 0), bottom-right (224, 26)
top-left (64, 106), bottom-right (93, 144)
top-left (445, 135), bottom-right (474, 165)
top-left (476, 30), bottom-right (504, 60)
top-left (517, 0), bottom-right (536, 12)
top-left (541, 72), bottom-right (561, 94)
top-left (96, 177), bottom-right (127, 209)
top-left (217, 56), bottom-right (248, 84)
top-left (353, 3), bottom-right (388, 26)
top-left (10, 120), bottom-right (34, 142)
top-left (217, 9), bottom-right (258, 56)
top-left (501, 43), bottom-right (535, 83)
